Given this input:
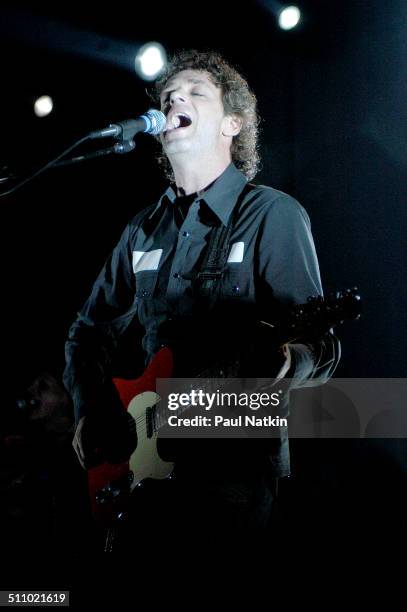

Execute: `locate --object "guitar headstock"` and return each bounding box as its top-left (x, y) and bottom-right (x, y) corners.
top-left (269, 287), bottom-right (362, 344)
top-left (299, 287), bottom-right (361, 321)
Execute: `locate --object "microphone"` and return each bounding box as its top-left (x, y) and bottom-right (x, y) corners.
top-left (89, 109), bottom-right (166, 140)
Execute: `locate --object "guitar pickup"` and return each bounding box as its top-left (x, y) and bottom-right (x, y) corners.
top-left (146, 406), bottom-right (154, 438)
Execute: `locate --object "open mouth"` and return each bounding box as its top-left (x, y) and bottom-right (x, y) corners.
top-left (165, 112), bottom-right (192, 133)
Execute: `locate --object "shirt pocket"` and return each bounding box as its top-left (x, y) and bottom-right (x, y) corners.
top-left (220, 264), bottom-right (251, 301)
top-left (135, 270), bottom-right (159, 301)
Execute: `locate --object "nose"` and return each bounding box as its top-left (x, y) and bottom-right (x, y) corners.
top-left (169, 89), bottom-right (186, 105)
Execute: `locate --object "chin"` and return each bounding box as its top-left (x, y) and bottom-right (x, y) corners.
top-left (164, 140), bottom-right (192, 155)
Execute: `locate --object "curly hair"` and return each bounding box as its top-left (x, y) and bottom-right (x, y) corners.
top-left (152, 49), bottom-right (261, 181)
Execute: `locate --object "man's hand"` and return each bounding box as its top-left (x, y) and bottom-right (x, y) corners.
top-left (72, 415), bottom-right (102, 470)
top-left (72, 411), bottom-right (138, 470)
top-left (275, 344), bottom-right (292, 381)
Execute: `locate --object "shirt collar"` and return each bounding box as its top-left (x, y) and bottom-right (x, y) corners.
top-left (153, 163), bottom-right (248, 227)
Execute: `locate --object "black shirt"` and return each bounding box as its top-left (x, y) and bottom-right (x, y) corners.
top-left (64, 163), bottom-right (340, 477)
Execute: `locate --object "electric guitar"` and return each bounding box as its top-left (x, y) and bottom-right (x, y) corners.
top-left (89, 287), bottom-right (361, 538)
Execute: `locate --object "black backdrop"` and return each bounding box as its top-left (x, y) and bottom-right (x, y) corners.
top-left (0, 0), bottom-right (406, 549)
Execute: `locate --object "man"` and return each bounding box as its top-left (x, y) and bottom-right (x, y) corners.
top-left (64, 50), bottom-right (340, 531)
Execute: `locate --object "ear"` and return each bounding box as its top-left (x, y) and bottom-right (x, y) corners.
top-left (222, 114), bottom-right (242, 137)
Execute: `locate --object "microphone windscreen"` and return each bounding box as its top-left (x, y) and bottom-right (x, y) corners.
top-left (145, 109), bottom-right (166, 135)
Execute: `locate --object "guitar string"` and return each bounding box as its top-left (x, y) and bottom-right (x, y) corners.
top-left (126, 374), bottom-right (241, 445)
top-left (119, 293), bottom-right (358, 444)
top-left (99, 294), bottom-right (358, 478)
top-left (123, 317), bottom-right (313, 433)
top-left (123, 355), bottom-right (250, 443)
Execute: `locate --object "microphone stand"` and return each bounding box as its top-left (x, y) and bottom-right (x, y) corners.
top-left (52, 139), bottom-right (136, 168)
top-left (0, 108), bottom-right (165, 198)
top-left (0, 136), bottom-right (136, 197)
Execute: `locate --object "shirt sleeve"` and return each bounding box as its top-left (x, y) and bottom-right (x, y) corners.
top-left (256, 192), bottom-right (341, 388)
top-left (63, 222), bottom-right (139, 422)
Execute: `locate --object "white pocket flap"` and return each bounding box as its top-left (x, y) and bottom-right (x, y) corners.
top-left (227, 242), bottom-right (244, 263)
top-left (132, 249), bottom-right (163, 273)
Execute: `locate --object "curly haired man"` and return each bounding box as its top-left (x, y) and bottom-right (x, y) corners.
top-left (64, 50), bottom-right (340, 533)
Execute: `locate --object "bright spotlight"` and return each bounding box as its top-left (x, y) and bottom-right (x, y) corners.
top-left (278, 6), bottom-right (301, 30)
top-left (135, 42), bottom-right (167, 81)
top-left (34, 95), bottom-right (53, 117)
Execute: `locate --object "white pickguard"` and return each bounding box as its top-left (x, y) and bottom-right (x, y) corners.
top-left (126, 390), bottom-right (174, 490)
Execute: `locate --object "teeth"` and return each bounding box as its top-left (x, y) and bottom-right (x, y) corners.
top-left (171, 115), bottom-right (181, 129)
top-left (165, 112), bottom-right (191, 133)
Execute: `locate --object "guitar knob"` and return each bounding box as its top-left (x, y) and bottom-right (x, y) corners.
top-left (127, 471), bottom-right (134, 486)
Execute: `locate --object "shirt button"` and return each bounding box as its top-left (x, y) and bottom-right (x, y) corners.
top-left (232, 285), bottom-right (240, 293)
top-left (173, 273), bottom-right (180, 279)
top-left (182, 231), bottom-right (190, 237)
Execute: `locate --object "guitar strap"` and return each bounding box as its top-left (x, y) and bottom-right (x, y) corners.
top-left (191, 182), bottom-right (255, 307)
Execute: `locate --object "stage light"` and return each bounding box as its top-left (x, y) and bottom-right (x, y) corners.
top-left (278, 5), bottom-right (301, 30)
top-left (34, 95), bottom-right (53, 117)
top-left (134, 43), bottom-right (167, 81)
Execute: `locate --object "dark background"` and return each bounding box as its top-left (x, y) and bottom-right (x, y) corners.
top-left (0, 0), bottom-right (405, 560)
top-left (1, 0), bottom-right (406, 389)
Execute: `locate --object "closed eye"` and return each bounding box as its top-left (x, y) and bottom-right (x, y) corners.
top-left (160, 93), bottom-right (171, 106)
